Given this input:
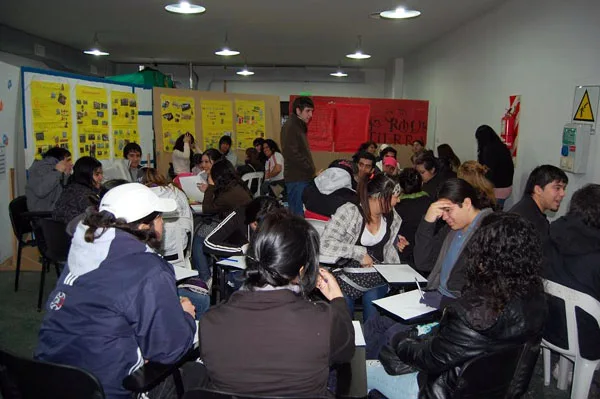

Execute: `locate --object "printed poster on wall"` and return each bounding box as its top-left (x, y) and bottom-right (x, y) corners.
top-left (30, 81), bottom-right (72, 159)
top-left (160, 94), bottom-right (195, 152)
top-left (235, 100), bottom-right (265, 150)
top-left (112, 91), bottom-right (139, 155)
top-left (201, 100), bottom-right (233, 150)
top-left (75, 85), bottom-right (110, 160)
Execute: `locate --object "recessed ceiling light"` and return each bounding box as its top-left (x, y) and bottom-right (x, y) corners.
top-left (215, 48), bottom-right (240, 56)
top-left (330, 71), bottom-right (348, 77)
top-left (379, 7), bottom-right (421, 19)
top-left (165, 1), bottom-right (206, 14)
top-left (346, 51), bottom-right (371, 60)
top-left (237, 67), bottom-right (254, 76)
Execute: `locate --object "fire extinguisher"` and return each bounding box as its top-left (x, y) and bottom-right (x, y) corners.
top-left (501, 109), bottom-right (516, 150)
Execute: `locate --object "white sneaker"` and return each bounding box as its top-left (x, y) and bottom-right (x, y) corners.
top-left (552, 362), bottom-right (573, 385)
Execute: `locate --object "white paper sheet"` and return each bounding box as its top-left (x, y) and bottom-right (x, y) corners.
top-left (173, 266), bottom-right (198, 281)
top-left (190, 204), bottom-right (203, 214)
top-left (374, 264), bottom-right (428, 284)
top-left (353, 321), bottom-right (366, 346)
top-left (216, 256), bottom-right (247, 270)
top-left (179, 175), bottom-right (205, 203)
top-left (373, 290), bottom-right (438, 320)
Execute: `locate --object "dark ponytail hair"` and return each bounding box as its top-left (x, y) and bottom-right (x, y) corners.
top-left (83, 210), bottom-right (162, 249)
top-left (244, 211), bottom-right (319, 295)
top-left (358, 173), bottom-right (398, 223)
top-left (398, 168), bottom-right (423, 195)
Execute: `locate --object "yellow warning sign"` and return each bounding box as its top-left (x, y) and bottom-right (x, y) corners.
top-left (574, 90), bottom-right (595, 122)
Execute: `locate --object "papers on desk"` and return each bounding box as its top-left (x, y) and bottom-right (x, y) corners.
top-left (173, 266), bottom-right (198, 281)
top-left (216, 256), bottom-right (247, 270)
top-left (179, 175), bottom-right (205, 203)
top-left (373, 290), bottom-right (438, 320)
top-left (374, 264), bottom-right (427, 284)
top-left (353, 321), bottom-right (366, 346)
top-left (190, 204), bottom-right (203, 214)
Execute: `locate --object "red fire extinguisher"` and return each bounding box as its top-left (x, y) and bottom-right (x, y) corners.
top-left (501, 109), bottom-right (516, 150)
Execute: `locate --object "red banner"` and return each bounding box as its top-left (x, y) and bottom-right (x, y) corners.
top-left (290, 95), bottom-right (428, 152)
top-left (333, 103), bottom-right (370, 152)
top-left (306, 104), bottom-right (335, 151)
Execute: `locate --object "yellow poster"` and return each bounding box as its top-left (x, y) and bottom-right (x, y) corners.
top-left (201, 100), bottom-right (233, 150)
top-left (112, 91), bottom-right (139, 155)
top-left (75, 85), bottom-right (110, 160)
top-left (235, 100), bottom-right (266, 150)
top-left (160, 94), bottom-right (195, 152)
top-left (30, 81), bottom-right (72, 159)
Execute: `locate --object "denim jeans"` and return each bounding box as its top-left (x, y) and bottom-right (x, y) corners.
top-left (177, 287), bottom-right (211, 320)
top-left (345, 284), bottom-right (389, 323)
top-left (285, 181), bottom-right (309, 216)
top-left (191, 236), bottom-right (211, 282)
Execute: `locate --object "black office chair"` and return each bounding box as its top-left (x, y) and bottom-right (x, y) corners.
top-left (453, 339), bottom-right (541, 399)
top-left (32, 218), bottom-right (71, 311)
top-left (0, 347), bottom-right (105, 399)
top-left (8, 196), bottom-right (50, 292)
top-left (182, 388), bottom-right (328, 399)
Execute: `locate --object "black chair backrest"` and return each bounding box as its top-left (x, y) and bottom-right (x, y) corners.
top-left (0, 348), bottom-right (105, 399)
top-left (8, 196), bottom-right (32, 238)
top-left (454, 339), bottom-right (541, 399)
top-left (33, 219), bottom-right (71, 263)
top-left (182, 388), bottom-right (328, 399)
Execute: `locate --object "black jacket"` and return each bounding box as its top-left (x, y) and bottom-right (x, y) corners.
top-left (395, 193), bottom-right (432, 266)
top-left (281, 114), bottom-right (315, 182)
top-left (203, 207), bottom-right (251, 257)
top-left (52, 182), bottom-right (99, 225)
top-left (479, 144), bottom-right (514, 189)
top-left (302, 182), bottom-right (358, 218)
top-left (422, 170), bottom-right (456, 198)
top-left (543, 215), bottom-right (600, 359)
top-left (508, 195), bottom-right (548, 244)
top-left (381, 292), bottom-right (547, 399)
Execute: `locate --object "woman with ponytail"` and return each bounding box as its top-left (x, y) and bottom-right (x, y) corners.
top-left (320, 173), bottom-right (406, 321)
top-left (199, 211), bottom-right (354, 397)
top-left (36, 183), bottom-right (203, 398)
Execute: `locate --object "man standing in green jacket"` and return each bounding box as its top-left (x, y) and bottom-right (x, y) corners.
top-left (281, 96), bottom-right (315, 216)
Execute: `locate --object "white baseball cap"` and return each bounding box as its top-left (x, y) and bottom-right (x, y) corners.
top-left (99, 183), bottom-right (176, 223)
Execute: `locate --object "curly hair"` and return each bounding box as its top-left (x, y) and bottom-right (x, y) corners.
top-left (463, 212), bottom-right (543, 312)
top-left (458, 161), bottom-right (496, 209)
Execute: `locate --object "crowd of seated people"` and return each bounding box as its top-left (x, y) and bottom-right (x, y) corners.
top-left (22, 120), bottom-right (600, 399)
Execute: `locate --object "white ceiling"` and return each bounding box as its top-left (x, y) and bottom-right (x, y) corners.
top-left (0, 0), bottom-right (506, 68)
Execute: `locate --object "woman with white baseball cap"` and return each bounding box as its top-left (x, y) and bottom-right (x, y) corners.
top-left (36, 183), bottom-right (205, 399)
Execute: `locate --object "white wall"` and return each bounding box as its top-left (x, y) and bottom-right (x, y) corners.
top-left (0, 61), bottom-right (21, 263)
top-left (404, 0), bottom-right (600, 214)
top-left (214, 68), bottom-right (386, 100)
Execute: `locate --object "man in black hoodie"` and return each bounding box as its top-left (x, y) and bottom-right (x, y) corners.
top-left (544, 184), bottom-right (600, 360)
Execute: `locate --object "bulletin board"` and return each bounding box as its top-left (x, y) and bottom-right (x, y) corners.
top-left (153, 88), bottom-right (280, 176)
top-left (22, 67), bottom-right (153, 169)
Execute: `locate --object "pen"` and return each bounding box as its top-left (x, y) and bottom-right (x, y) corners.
top-left (415, 277), bottom-right (425, 299)
top-left (225, 258), bottom-right (238, 263)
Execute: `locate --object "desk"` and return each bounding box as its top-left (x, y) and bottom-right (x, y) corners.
top-left (373, 290), bottom-right (440, 324)
top-left (374, 264), bottom-right (427, 284)
top-left (336, 347), bottom-right (368, 398)
top-left (173, 266), bottom-right (198, 282)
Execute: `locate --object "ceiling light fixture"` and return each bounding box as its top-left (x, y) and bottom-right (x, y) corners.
top-left (330, 65), bottom-right (348, 77)
top-left (236, 66), bottom-right (254, 76)
top-left (215, 33), bottom-right (240, 57)
top-left (83, 33), bottom-right (109, 56)
top-left (379, 7), bottom-right (421, 19)
top-left (346, 35), bottom-right (371, 60)
top-left (165, 1), bottom-right (206, 14)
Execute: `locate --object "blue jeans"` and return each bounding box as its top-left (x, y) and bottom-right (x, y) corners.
top-left (191, 237), bottom-right (211, 282)
top-left (345, 285), bottom-right (389, 323)
top-left (177, 287), bottom-right (210, 320)
top-left (367, 361), bottom-right (419, 399)
top-left (285, 181), bottom-right (309, 216)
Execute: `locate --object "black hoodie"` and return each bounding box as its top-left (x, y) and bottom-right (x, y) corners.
top-left (543, 215), bottom-right (600, 359)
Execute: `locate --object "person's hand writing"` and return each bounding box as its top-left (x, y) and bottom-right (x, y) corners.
top-left (316, 268), bottom-right (343, 301)
top-left (180, 297), bottom-right (196, 319)
top-left (424, 199), bottom-right (454, 223)
top-left (397, 235), bottom-right (410, 252)
top-left (361, 253), bottom-right (374, 268)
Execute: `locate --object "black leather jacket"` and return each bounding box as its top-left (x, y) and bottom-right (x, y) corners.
top-left (380, 292), bottom-right (547, 399)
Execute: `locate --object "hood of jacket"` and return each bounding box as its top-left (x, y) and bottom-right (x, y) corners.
top-left (549, 215), bottom-right (600, 256)
top-left (68, 222), bottom-right (155, 277)
top-left (29, 157), bottom-right (59, 175)
top-left (315, 167), bottom-right (353, 195)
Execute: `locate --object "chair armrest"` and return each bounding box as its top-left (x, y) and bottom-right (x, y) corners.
top-left (122, 348), bottom-right (200, 393)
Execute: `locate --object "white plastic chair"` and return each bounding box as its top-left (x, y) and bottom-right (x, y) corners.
top-left (542, 280), bottom-right (600, 398)
top-left (241, 172), bottom-right (264, 198)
